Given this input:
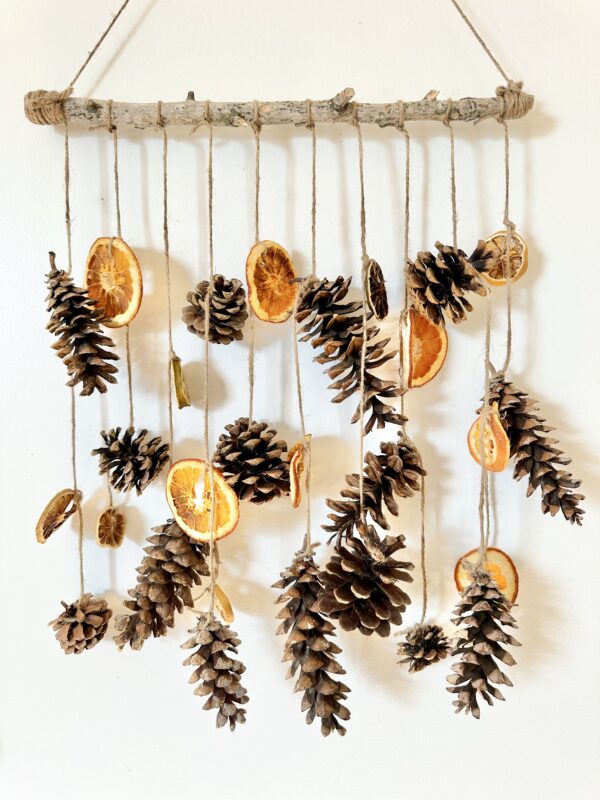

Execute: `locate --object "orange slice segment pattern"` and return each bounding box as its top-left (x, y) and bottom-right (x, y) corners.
top-left (402, 308), bottom-right (448, 388)
top-left (454, 546), bottom-right (519, 602)
top-left (36, 488), bottom-right (81, 543)
top-left (84, 237), bottom-right (143, 328)
top-left (246, 240), bottom-right (297, 323)
top-left (482, 230), bottom-right (528, 286)
top-left (467, 407), bottom-right (511, 472)
top-left (96, 506), bottom-right (126, 548)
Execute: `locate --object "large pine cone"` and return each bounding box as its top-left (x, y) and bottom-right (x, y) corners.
top-left (114, 519), bottom-right (208, 650)
top-left (296, 276), bottom-right (404, 433)
top-left (484, 376), bottom-right (584, 525)
top-left (49, 593), bottom-right (112, 655)
top-left (397, 623), bottom-right (451, 673)
top-left (46, 253), bottom-right (119, 395)
top-left (181, 613), bottom-right (249, 731)
top-left (182, 274), bottom-right (248, 345)
top-left (318, 531), bottom-right (414, 637)
top-left (213, 417), bottom-right (289, 504)
top-left (274, 546), bottom-right (350, 736)
top-left (407, 242), bottom-right (487, 326)
top-left (447, 567), bottom-right (520, 718)
top-left (92, 426), bottom-right (170, 495)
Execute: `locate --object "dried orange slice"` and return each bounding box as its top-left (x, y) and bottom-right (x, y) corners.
top-left (96, 506), bottom-right (125, 548)
top-left (84, 237), bottom-right (143, 327)
top-left (246, 240), bottom-right (297, 323)
top-left (166, 459), bottom-right (239, 542)
top-left (467, 406), bottom-right (510, 472)
top-left (364, 259), bottom-right (388, 320)
top-left (214, 584), bottom-right (234, 624)
top-left (289, 435), bottom-right (311, 508)
top-left (454, 547), bottom-right (519, 602)
top-left (36, 488), bottom-right (81, 543)
top-left (482, 230), bottom-right (528, 286)
top-left (401, 307), bottom-right (448, 388)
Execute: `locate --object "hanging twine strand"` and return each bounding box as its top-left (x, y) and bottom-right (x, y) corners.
top-left (443, 100), bottom-right (458, 249)
top-left (498, 118), bottom-right (514, 376)
top-left (477, 292), bottom-right (493, 565)
top-left (248, 101), bottom-right (261, 424)
top-left (418, 474), bottom-right (428, 623)
top-left (68, 0), bottom-right (132, 89)
top-left (396, 102), bottom-right (410, 433)
top-left (307, 99), bottom-right (317, 278)
top-left (449, 0), bottom-right (510, 83)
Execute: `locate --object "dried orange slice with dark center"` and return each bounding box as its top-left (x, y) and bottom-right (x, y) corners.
top-left (85, 237), bottom-right (143, 327)
top-left (96, 506), bottom-right (125, 548)
top-left (482, 230), bottom-right (528, 286)
top-left (364, 259), bottom-right (388, 320)
top-left (166, 459), bottom-right (239, 542)
top-left (289, 435), bottom-right (311, 508)
top-left (467, 406), bottom-right (510, 472)
top-left (454, 546), bottom-right (519, 602)
top-left (36, 488), bottom-right (81, 543)
top-left (402, 308), bottom-right (448, 388)
top-left (246, 240), bottom-right (297, 322)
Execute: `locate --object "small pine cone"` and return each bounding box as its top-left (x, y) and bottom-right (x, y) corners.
top-left (49, 593), bottom-right (112, 655)
top-left (213, 417), bottom-right (290, 504)
top-left (92, 426), bottom-right (170, 495)
top-left (397, 623), bottom-right (451, 673)
top-left (46, 253), bottom-right (119, 395)
top-left (114, 519), bottom-right (208, 650)
top-left (318, 530), bottom-right (414, 637)
top-left (447, 567), bottom-right (520, 718)
top-left (274, 546), bottom-right (351, 736)
top-left (182, 274), bottom-right (248, 345)
top-left (181, 612), bottom-right (249, 731)
top-left (407, 242), bottom-right (487, 327)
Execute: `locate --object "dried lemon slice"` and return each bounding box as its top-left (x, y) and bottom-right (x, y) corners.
top-left (467, 406), bottom-right (510, 472)
top-left (246, 240), bottom-right (297, 323)
top-left (480, 230), bottom-right (528, 287)
top-left (36, 488), bottom-right (81, 543)
top-left (84, 237), bottom-right (143, 327)
top-left (363, 258), bottom-right (388, 320)
top-left (214, 584), bottom-right (234, 624)
top-left (289, 434), bottom-right (311, 508)
top-left (96, 506), bottom-right (125, 548)
top-left (401, 307), bottom-right (448, 388)
top-left (454, 547), bottom-right (519, 602)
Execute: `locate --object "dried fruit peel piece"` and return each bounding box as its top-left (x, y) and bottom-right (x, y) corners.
top-left (289, 435), bottom-right (311, 508)
top-left (401, 308), bottom-right (448, 388)
top-left (166, 459), bottom-right (239, 542)
top-left (364, 258), bottom-right (389, 320)
top-left (246, 240), bottom-right (297, 323)
top-left (454, 546), bottom-right (519, 602)
top-left (214, 584), bottom-right (234, 624)
top-left (482, 230), bottom-right (528, 286)
top-left (467, 406), bottom-right (510, 472)
top-left (36, 489), bottom-right (81, 543)
top-left (84, 237), bottom-right (143, 328)
top-left (171, 354), bottom-right (191, 409)
top-left (96, 506), bottom-right (125, 548)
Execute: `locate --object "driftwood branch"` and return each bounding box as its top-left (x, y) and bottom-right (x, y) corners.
top-left (24, 86), bottom-right (534, 130)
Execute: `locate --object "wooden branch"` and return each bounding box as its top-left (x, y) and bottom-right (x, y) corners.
top-left (24, 86), bottom-right (534, 130)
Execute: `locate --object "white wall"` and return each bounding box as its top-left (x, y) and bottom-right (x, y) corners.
top-left (2, 2), bottom-right (599, 798)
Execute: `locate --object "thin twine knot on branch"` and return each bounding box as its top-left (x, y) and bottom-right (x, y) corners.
top-left (24, 88), bottom-right (73, 125)
top-left (496, 81), bottom-right (534, 121)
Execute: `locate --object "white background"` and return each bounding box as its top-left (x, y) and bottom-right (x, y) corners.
top-left (1, 1), bottom-right (599, 798)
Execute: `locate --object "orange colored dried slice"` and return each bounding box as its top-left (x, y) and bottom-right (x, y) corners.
top-left (166, 459), bottom-right (239, 542)
top-left (401, 308), bottom-right (448, 388)
top-left (467, 406), bottom-right (510, 472)
top-left (96, 506), bottom-right (125, 548)
top-left (246, 240), bottom-right (297, 323)
top-left (289, 435), bottom-right (311, 508)
top-left (214, 584), bottom-right (234, 624)
top-left (36, 488), bottom-right (81, 543)
top-left (454, 546), bottom-right (519, 602)
top-left (482, 230), bottom-right (528, 287)
top-left (84, 237), bottom-right (143, 327)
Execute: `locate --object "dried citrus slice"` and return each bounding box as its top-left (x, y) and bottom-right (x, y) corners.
top-left (289, 434), bottom-right (311, 508)
top-left (246, 240), bottom-right (297, 323)
top-left (401, 307), bottom-right (448, 388)
top-left (36, 488), bottom-right (81, 543)
top-left (482, 230), bottom-right (528, 287)
top-left (96, 506), bottom-right (125, 548)
top-left (214, 584), bottom-right (234, 624)
top-left (364, 259), bottom-right (388, 320)
top-left (171, 354), bottom-right (191, 409)
top-left (166, 459), bottom-right (239, 542)
top-left (467, 406), bottom-right (511, 472)
top-left (84, 237), bottom-right (143, 327)
top-left (454, 547), bottom-right (519, 602)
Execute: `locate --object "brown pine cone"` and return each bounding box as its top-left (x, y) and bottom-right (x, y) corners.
top-left (182, 274), bottom-right (248, 345)
top-left (92, 426), bottom-right (170, 495)
top-left (397, 623), bottom-right (451, 673)
top-left (49, 593), bottom-right (112, 655)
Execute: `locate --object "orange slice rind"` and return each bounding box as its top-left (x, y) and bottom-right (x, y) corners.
top-left (36, 488), bottom-right (81, 543)
top-left (84, 237), bottom-right (143, 327)
top-left (401, 308), bottom-right (448, 388)
top-left (289, 435), bottom-right (311, 508)
top-left (246, 240), bottom-right (297, 323)
top-left (364, 259), bottom-right (389, 320)
top-left (454, 546), bottom-right (519, 602)
top-left (214, 584), bottom-right (234, 624)
top-left (166, 459), bottom-right (239, 542)
top-left (467, 406), bottom-right (510, 472)
top-left (96, 506), bottom-right (125, 548)
top-left (482, 230), bottom-right (528, 287)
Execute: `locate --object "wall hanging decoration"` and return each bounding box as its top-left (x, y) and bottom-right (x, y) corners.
top-left (28, 0), bottom-right (586, 732)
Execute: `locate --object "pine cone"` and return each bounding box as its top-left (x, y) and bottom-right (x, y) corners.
top-left (182, 274), bottom-right (248, 345)
top-left (114, 519), bottom-right (208, 650)
top-left (213, 417), bottom-right (289, 504)
top-left (92, 426), bottom-right (170, 495)
top-left (482, 376), bottom-right (585, 525)
top-left (318, 530), bottom-right (414, 637)
top-left (274, 546), bottom-right (351, 736)
top-left (49, 593), bottom-right (112, 655)
top-left (407, 242), bottom-right (487, 327)
top-left (447, 567), bottom-right (520, 718)
top-left (397, 623), bottom-right (451, 673)
top-left (325, 435), bottom-right (425, 540)
top-left (296, 276), bottom-right (405, 433)
top-left (46, 252), bottom-right (119, 395)
top-left (181, 612), bottom-right (249, 731)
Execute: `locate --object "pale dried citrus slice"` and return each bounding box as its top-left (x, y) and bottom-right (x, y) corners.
top-left (364, 259), bottom-right (388, 320)
top-left (96, 506), bottom-right (125, 548)
top-left (171, 354), bottom-right (191, 409)
top-left (214, 584), bottom-right (234, 624)
top-left (166, 459), bottom-right (239, 542)
top-left (246, 240), bottom-right (297, 323)
top-left (467, 405), bottom-right (510, 472)
top-left (84, 237), bottom-right (143, 327)
top-left (289, 434), bottom-right (311, 508)
top-left (36, 488), bottom-right (81, 543)
top-left (454, 546), bottom-right (519, 602)
top-left (482, 230), bottom-right (528, 287)
top-left (401, 307), bottom-right (448, 388)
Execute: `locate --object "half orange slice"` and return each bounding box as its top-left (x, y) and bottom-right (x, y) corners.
top-left (84, 237), bottom-right (143, 327)
top-left (401, 308), bottom-right (448, 388)
top-left (246, 240), bottom-right (297, 323)
top-left (166, 459), bottom-right (239, 542)
top-left (36, 488), bottom-right (81, 543)
top-left (454, 546), bottom-right (519, 602)
top-left (467, 406), bottom-right (510, 472)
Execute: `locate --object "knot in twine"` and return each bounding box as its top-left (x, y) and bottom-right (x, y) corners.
top-left (24, 88), bottom-right (73, 125)
top-left (496, 81), bottom-right (534, 120)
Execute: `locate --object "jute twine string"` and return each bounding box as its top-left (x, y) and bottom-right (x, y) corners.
top-left (248, 101), bottom-right (261, 424)
top-left (477, 292), bottom-right (493, 565)
top-left (449, 0), bottom-right (510, 83)
top-left (498, 117), bottom-right (514, 376)
top-left (443, 100), bottom-right (458, 250)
